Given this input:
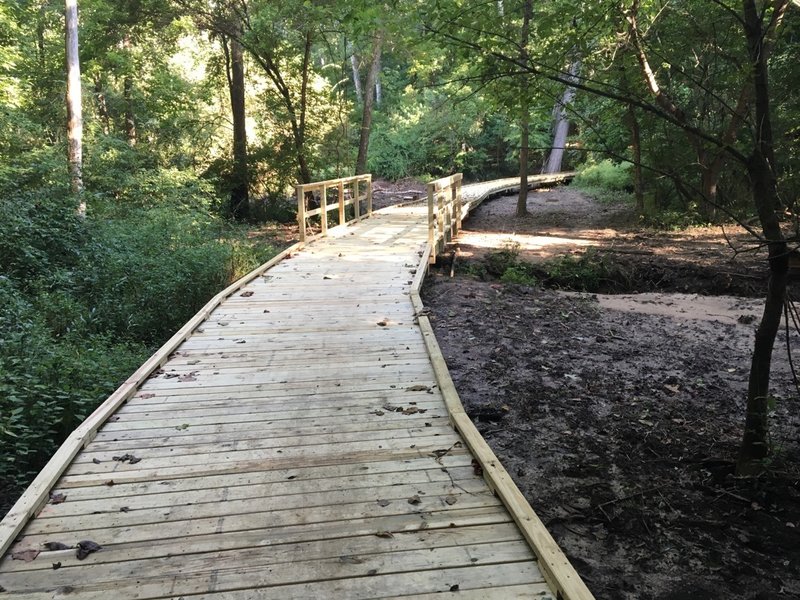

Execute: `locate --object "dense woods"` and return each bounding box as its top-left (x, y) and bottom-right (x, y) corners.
top-left (1, 0), bottom-right (798, 523)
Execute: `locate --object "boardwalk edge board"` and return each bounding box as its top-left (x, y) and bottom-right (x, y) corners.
top-left (411, 175), bottom-right (595, 600)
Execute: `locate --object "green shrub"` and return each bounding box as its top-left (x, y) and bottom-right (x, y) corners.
top-left (500, 265), bottom-right (537, 286)
top-left (574, 159), bottom-right (632, 191)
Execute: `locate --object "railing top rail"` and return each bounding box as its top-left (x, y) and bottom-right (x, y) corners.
top-left (296, 174), bottom-right (371, 192)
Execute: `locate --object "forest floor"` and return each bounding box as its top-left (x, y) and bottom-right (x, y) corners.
top-left (419, 185), bottom-right (800, 600)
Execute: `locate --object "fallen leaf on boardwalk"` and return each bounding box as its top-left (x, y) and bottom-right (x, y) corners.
top-left (450, 584), bottom-right (460, 592)
top-left (382, 404), bottom-right (400, 412)
top-left (104, 480), bottom-right (115, 486)
top-left (240, 290), bottom-right (254, 297)
top-left (164, 373), bottom-right (179, 379)
top-left (92, 458), bottom-right (101, 464)
top-left (138, 393), bottom-right (156, 399)
top-left (444, 495), bottom-right (458, 505)
top-left (178, 372), bottom-right (198, 382)
top-left (376, 319), bottom-right (388, 326)
top-left (112, 454), bottom-right (141, 464)
top-left (49, 493), bottom-right (67, 505)
top-left (471, 460), bottom-right (484, 476)
top-left (12, 549), bottom-right (40, 562)
top-left (187, 360), bottom-right (200, 365)
top-left (219, 321), bottom-right (230, 326)
top-left (43, 542), bottom-right (71, 551)
top-left (377, 499), bottom-right (391, 507)
top-left (402, 406), bottom-right (420, 415)
top-left (235, 339), bottom-right (247, 344)
top-left (375, 531), bottom-right (394, 539)
top-left (323, 276), bottom-right (332, 280)
top-left (76, 541), bottom-right (102, 560)
top-left (373, 410), bottom-right (385, 416)
top-left (408, 495), bottom-right (421, 505)
top-left (119, 506), bottom-right (130, 512)
top-left (367, 569), bottom-right (378, 576)
top-left (175, 424), bottom-right (190, 431)
top-left (338, 555), bottom-right (363, 564)
top-left (405, 385), bottom-right (430, 392)
top-left (52, 562), bottom-right (61, 570)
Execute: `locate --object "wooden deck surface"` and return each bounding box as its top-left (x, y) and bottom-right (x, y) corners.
top-left (0, 178), bottom-right (589, 599)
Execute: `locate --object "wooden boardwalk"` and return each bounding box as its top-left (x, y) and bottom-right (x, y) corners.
top-left (0, 176), bottom-right (590, 599)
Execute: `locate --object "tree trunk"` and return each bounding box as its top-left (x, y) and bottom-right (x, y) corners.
top-left (122, 34), bottom-right (136, 147)
top-left (375, 53), bottom-right (382, 106)
top-left (93, 75), bottom-right (110, 135)
top-left (349, 43), bottom-right (362, 104)
top-left (516, 0), bottom-right (532, 217)
top-left (355, 31), bottom-right (383, 176)
top-left (225, 34), bottom-right (249, 220)
top-left (736, 0), bottom-right (789, 475)
top-left (543, 61), bottom-right (579, 174)
top-left (626, 104), bottom-right (644, 214)
top-left (65, 0), bottom-right (83, 214)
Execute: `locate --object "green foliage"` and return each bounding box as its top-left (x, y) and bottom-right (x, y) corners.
top-left (500, 265), bottom-right (538, 286)
top-left (574, 160), bottom-right (632, 192)
top-left (543, 250), bottom-right (615, 292)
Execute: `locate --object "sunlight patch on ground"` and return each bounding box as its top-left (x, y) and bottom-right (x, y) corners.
top-left (456, 231), bottom-right (594, 252)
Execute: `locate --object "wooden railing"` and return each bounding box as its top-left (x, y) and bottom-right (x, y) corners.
top-left (296, 174), bottom-right (372, 242)
top-left (427, 172), bottom-right (463, 263)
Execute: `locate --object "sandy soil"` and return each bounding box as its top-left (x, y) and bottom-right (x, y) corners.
top-left (421, 186), bottom-right (800, 600)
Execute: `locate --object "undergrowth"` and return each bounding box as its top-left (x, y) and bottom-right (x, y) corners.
top-left (0, 179), bottom-right (277, 512)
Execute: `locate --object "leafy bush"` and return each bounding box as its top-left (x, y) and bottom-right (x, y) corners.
top-left (574, 159), bottom-right (632, 192)
top-left (500, 265), bottom-right (537, 286)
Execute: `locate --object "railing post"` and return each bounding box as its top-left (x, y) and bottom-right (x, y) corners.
top-left (338, 181), bottom-right (345, 226)
top-left (296, 185), bottom-right (306, 242)
top-left (455, 175), bottom-right (463, 234)
top-left (320, 184), bottom-right (328, 236)
top-left (437, 187), bottom-right (445, 254)
top-left (354, 179), bottom-right (361, 220)
top-left (366, 175), bottom-right (373, 216)
top-left (427, 183), bottom-right (435, 263)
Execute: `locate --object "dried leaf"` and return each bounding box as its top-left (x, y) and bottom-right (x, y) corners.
top-left (406, 385), bottom-right (430, 392)
top-left (138, 393), bottom-right (156, 399)
top-left (408, 495), bottom-right (421, 505)
top-left (375, 531), bottom-right (394, 539)
top-left (76, 541), bottom-right (102, 560)
top-left (367, 569), bottom-right (378, 576)
top-left (240, 290), bottom-right (254, 297)
top-left (52, 562), bottom-right (62, 570)
top-left (376, 319), bottom-right (388, 327)
top-left (338, 555), bottom-right (363, 564)
top-left (450, 584), bottom-right (460, 592)
top-left (12, 549), bottom-right (40, 562)
top-left (444, 495), bottom-right (458, 505)
top-left (164, 373), bottom-right (179, 379)
top-left (104, 480), bottom-right (115, 486)
top-left (471, 459), bottom-right (484, 477)
top-left (373, 410), bottom-right (385, 416)
top-left (377, 499), bottom-right (391, 507)
top-left (219, 321), bottom-right (230, 326)
top-left (187, 360), bottom-right (200, 365)
top-left (178, 372), bottom-right (198, 382)
top-left (112, 454), bottom-right (141, 464)
top-left (402, 406), bottom-right (420, 415)
top-left (92, 458), bottom-right (101, 464)
top-left (49, 493), bottom-right (67, 505)
top-left (119, 506), bottom-right (130, 513)
top-left (43, 542), bottom-right (72, 551)
top-left (175, 424), bottom-right (190, 431)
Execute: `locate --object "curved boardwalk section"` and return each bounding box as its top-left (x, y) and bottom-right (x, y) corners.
top-left (0, 180), bottom-right (589, 599)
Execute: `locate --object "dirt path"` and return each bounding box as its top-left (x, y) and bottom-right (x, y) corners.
top-left (421, 186), bottom-right (800, 600)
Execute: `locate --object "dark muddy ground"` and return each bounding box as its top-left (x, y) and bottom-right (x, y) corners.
top-left (421, 187), bottom-right (800, 600)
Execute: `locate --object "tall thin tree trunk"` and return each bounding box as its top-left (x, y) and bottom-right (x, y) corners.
top-left (93, 75), bottom-right (110, 135)
top-left (737, 0), bottom-right (790, 475)
top-left (65, 0), bottom-right (83, 214)
top-left (122, 34), bottom-right (136, 147)
top-left (626, 104), bottom-right (644, 214)
top-left (516, 0), bottom-right (532, 217)
top-left (543, 61), bottom-right (580, 174)
top-left (355, 31), bottom-right (383, 175)
top-left (375, 54), bottom-right (382, 106)
top-left (348, 43), bottom-right (363, 104)
top-left (225, 34), bottom-right (249, 220)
